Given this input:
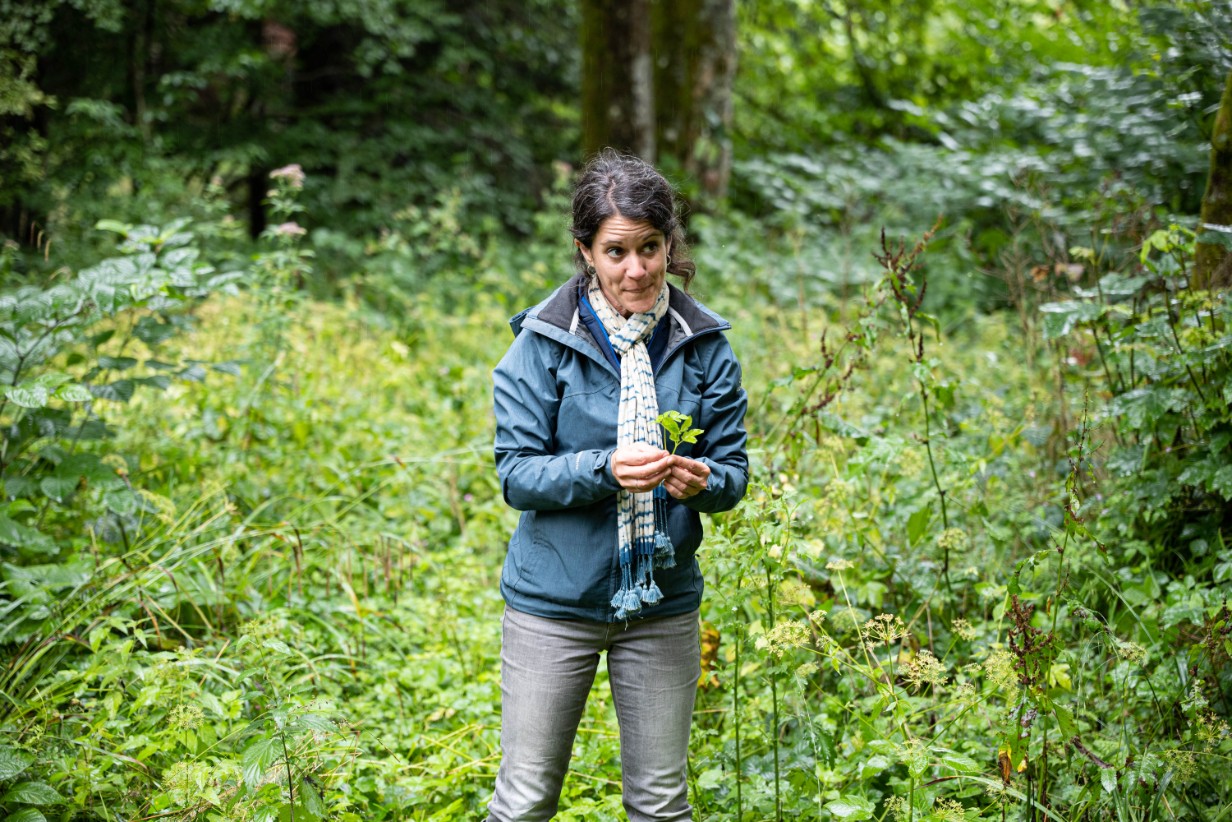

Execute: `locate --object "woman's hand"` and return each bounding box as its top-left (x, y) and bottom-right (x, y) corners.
top-left (610, 443), bottom-right (673, 493)
top-left (664, 456), bottom-right (709, 500)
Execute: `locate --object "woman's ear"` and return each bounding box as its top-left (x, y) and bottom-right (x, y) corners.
top-left (575, 239), bottom-right (592, 267)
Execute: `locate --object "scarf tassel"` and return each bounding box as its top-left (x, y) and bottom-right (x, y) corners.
top-left (652, 486), bottom-right (676, 570)
top-left (611, 563), bottom-right (639, 620)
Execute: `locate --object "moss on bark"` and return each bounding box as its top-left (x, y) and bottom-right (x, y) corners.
top-left (1195, 69), bottom-right (1232, 290)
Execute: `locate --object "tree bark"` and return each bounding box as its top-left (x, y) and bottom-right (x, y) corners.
top-left (1195, 69), bottom-right (1232, 291)
top-left (581, 0), bottom-right (655, 161)
top-left (652, 0), bottom-right (736, 202)
top-left (580, 0), bottom-right (735, 203)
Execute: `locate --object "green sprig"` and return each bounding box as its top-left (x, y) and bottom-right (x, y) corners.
top-left (657, 410), bottom-right (704, 455)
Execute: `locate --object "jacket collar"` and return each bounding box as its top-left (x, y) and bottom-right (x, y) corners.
top-left (510, 273), bottom-right (729, 355)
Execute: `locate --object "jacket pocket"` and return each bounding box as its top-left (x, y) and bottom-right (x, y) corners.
top-left (512, 503), bottom-right (616, 610)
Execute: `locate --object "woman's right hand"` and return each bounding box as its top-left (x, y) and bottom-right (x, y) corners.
top-left (610, 443), bottom-right (673, 493)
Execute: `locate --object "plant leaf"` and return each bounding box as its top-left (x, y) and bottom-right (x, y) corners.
top-left (241, 736), bottom-right (279, 787)
top-left (826, 795), bottom-right (875, 820)
top-left (2, 781), bottom-right (64, 805)
top-left (0, 746), bottom-right (34, 781)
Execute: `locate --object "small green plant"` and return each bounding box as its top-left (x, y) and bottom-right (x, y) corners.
top-left (656, 410), bottom-right (704, 454)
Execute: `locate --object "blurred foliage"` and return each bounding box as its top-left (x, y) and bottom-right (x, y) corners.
top-left (2, 0), bottom-right (577, 259)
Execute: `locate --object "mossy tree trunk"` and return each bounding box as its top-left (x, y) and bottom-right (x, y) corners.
top-left (652, 0), bottom-right (736, 202)
top-left (581, 0), bottom-right (735, 203)
top-left (581, 0), bottom-right (655, 161)
top-left (1195, 69), bottom-right (1232, 291)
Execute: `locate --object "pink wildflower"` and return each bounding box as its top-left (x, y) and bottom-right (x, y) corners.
top-left (269, 164), bottom-right (305, 189)
top-left (274, 221), bottom-right (306, 237)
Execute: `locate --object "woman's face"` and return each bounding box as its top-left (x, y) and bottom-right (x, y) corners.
top-left (578, 214), bottom-right (670, 318)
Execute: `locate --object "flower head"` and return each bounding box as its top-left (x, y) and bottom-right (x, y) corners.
top-left (755, 620), bottom-right (811, 658)
top-left (951, 618), bottom-right (977, 641)
top-left (169, 703), bottom-right (204, 731)
top-left (269, 164), bottom-right (305, 188)
top-left (936, 528), bottom-right (970, 553)
top-left (983, 647), bottom-right (1019, 693)
top-left (862, 613), bottom-right (908, 648)
top-left (902, 649), bottom-right (948, 692)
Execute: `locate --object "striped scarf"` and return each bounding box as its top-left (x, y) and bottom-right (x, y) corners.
top-left (587, 277), bottom-right (676, 620)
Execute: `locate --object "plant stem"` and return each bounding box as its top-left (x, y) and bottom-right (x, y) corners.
top-left (918, 385), bottom-right (952, 595)
top-left (281, 724), bottom-right (296, 821)
top-left (733, 577), bottom-right (743, 821)
top-left (765, 561), bottom-right (782, 822)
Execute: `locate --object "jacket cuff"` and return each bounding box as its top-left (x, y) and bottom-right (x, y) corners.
top-left (596, 447), bottom-right (620, 492)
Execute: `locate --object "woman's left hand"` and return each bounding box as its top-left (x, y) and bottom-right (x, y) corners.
top-left (664, 456), bottom-right (710, 500)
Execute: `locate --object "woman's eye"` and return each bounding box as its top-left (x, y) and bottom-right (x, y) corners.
top-left (642, 243), bottom-right (658, 253)
top-left (606, 247), bottom-right (623, 258)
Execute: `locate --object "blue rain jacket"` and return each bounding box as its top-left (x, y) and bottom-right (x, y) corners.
top-left (493, 274), bottom-right (749, 622)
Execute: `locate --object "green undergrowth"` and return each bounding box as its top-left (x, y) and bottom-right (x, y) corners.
top-left (1, 203), bottom-right (1229, 821)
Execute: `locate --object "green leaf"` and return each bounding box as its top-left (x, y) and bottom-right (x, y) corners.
top-left (294, 713), bottom-right (335, 733)
top-left (262, 638), bottom-right (292, 655)
top-left (300, 778), bottom-right (326, 819)
top-left (0, 746), bottom-right (34, 780)
top-left (1101, 768), bottom-right (1118, 793)
top-left (0, 516), bottom-right (57, 555)
top-left (906, 505), bottom-right (931, 546)
top-left (1053, 703), bottom-right (1076, 738)
top-left (134, 316), bottom-right (177, 347)
top-left (89, 380), bottom-right (136, 403)
top-left (95, 219), bottom-right (132, 237)
top-left (5, 385), bottom-right (49, 409)
top-left (2, 781), bottom-right (64, 805)
top-left (54, 383), bottom-right (93, 402)
top-left (97, 356), bottom-right (138, 370)
top-left (103, 488), bottom-right (139, 516)
top-left (826, 795), bottom-right (875, 820)
top-left (57, 454), bottom-right (118, 484)
top-left (1038, 300), bottom-right (1104, 339)
top-left (8, 809), bottom-right (48, 822)
top-left (657, 410), bottom-right (704, 454)
top-left (38, 475), bottom-right (79, 503)
top-left (937, 750), bottom-right (982, 774)
top-left (242, 736), bottom-right (279, 787)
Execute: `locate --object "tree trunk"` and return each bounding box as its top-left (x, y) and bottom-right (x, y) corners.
top-left (652, 0), bottom-right (736, 202)
top-left (580, 0), bottom-right (736, 203)
top-left (580, 0), bottom-right (655, 161)
top-left (1195, 69), bottom-right (1232, 291)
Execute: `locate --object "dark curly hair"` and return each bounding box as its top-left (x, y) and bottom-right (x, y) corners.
top-left (569, 148), bottom-right (695, 291)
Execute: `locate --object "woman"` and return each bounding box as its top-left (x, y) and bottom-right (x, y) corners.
top-left (487, 150), bottom-right (748, 821)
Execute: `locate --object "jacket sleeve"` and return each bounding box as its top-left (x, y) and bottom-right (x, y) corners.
top-left (493, 330), bottom-right (621, 511)
top-left (679, 334), bottom-right (749, 514)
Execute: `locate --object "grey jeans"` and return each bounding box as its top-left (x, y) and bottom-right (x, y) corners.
top-left (485, 605), bottom-right (701, 822)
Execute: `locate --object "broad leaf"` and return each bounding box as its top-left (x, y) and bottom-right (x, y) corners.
top-left (0, 516), bottom-right (57, 555)
top-left (826, 795), bottom-right (875, 820)
top-left (5, 385), bottom-right (49, 409)
top-left (8, 809), bottom-right (48, 822)
top-left (2, 781), bottom-right (64, 805)
top-left (242, 736), bottom-right (280, 787)
top-left (0, 746), bottom-right (34, 781)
